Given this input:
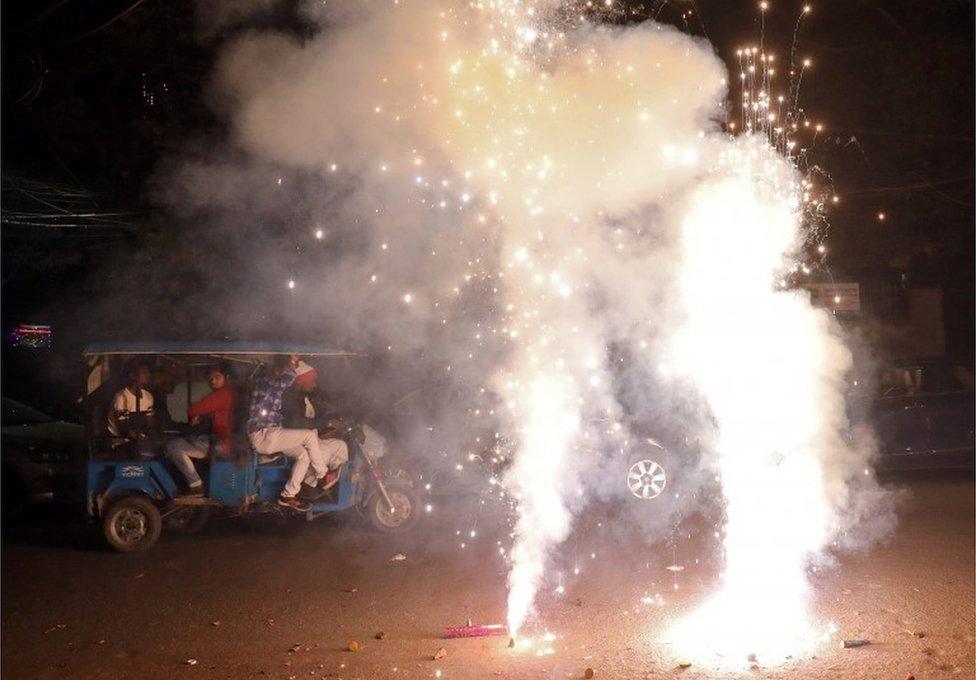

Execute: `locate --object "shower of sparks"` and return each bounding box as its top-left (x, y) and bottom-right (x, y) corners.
top-left (238, 0), bottom-right (854, 662)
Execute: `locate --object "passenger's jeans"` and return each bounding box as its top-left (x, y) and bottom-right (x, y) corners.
top-left (249, 428), bottom-right (326, 497)
top-left (165, 435), bottom-right (221, 488)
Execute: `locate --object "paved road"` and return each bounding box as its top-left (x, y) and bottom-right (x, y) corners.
top-left (2, 472), bottom-right (973, 679)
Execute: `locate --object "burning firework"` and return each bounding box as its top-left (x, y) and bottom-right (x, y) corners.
top-left (209, 0), bottom-right (883, 663)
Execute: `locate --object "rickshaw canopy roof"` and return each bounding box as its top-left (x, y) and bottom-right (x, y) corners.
top-left (84, 341), bottom-right (361, 358)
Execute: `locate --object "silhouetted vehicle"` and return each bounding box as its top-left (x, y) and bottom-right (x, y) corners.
top-left (1, 397), bottom-right (85, 518)
top-left (854, 359), bottom-right (975, 470)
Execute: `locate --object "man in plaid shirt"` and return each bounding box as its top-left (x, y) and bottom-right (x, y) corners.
top-left (248, 355), bottom-right (329, 511)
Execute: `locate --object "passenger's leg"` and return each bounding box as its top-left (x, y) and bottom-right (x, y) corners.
top-left (318, 438), bottom-right (349, 470)
top-left (280, 449), bottom-right (311, 498)
top-left (254, 428), bottom-right (321, 497)
top-left (165, 436), bottom-right (209, 489)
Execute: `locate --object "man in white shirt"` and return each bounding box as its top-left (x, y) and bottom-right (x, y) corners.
top-left (107, 360), bottom-right (158, 456)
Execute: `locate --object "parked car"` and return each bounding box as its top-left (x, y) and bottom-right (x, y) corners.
top-left (853, 359), bottom-right (975, 470)
top-left (1, 397), bottom-right (85, 518)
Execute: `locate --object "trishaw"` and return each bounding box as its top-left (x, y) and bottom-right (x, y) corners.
top-left (83, 342), bottom-right (422, 552)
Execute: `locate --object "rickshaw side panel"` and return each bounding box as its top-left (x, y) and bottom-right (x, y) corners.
top-left (254, 457), bottom-right (292, 503)
top-left (86, 461), bottom-right (178, 517)
top-left (309, 460), bottom-right (358, 514)
top-left (208, 458), bottom-right (253, 504)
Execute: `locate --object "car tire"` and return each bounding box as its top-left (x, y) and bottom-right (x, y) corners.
top-left (103, 496), bottom-right (162, 552)
top-left (367, 483), bottom-right (421, 533)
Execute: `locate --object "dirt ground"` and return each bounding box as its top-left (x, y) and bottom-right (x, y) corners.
top-left (2, 471), bottom-right (973, 679)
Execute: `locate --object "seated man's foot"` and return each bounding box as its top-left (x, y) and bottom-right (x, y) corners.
top-left (177, 485), bottom-right (205, 498)
top-left (278, 495), bottom-right (310, 512)
top-left (319, 470), bottom-right (340, 491)
top-left (297, 482), bottom-right (326, 502)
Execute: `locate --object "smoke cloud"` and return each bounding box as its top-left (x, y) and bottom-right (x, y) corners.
top-left (154, 0), bottom-right (895, 650)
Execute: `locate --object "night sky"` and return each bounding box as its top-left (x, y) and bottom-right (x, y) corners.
top-left (2, 0), bottom-right (973, 405)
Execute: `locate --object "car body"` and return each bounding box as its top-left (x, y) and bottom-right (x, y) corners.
top-left (1, 397), bottom-right (85, 516)
top-left (83, 342), bottom-right (423, 551)
top-left (853, 359), bottom-right (975, 470)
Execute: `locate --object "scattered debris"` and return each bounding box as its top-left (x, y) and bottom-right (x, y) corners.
top-left (347, 641), bottom-right (360, 652)
top-left (289, 644), bottom-right (302, 653)
top-left (584, 667), bottom-right (595, 678)
top-left (97, 639), bottom-right (106, 645)
top-left (134, 573), bottom-right (144, 579)
top-left (341, 587), bottom-right (359, 593)
top-left (841, 589), bottom-right (852, 596)
top-left (375, 631), bottom-right (386, 640)
top-left (905, 674), bottom-right (915, 680)
top-left (44, 624), bottom-right (67, 634)
top-left (434, 647), bottom-right (448, 660)
top-left (211, 621), bottom-right (221, 627)
top-left (746, 653), bottom-right (757, 662)
top-left (572, 598), bottom-right (583, 607)
top-left (677, 660), bottom-right (692, 669)
top-left (665, 565), bottom-right (685, 572)
top-left (841, 639), bottom-right (871, 648)
top-left (508, 638), bottom-right (516, 648)
top-left (266, 619), bottom-right (276, 627)
top-left (908, 630), bottom-right (925, 639)
top-left (390, 553), bottom-right (407, 562)
top-left (186, 659), bottom-right (198, 666)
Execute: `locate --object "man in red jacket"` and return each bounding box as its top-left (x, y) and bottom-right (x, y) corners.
top-left (165, 364), bottom-right (236, 496)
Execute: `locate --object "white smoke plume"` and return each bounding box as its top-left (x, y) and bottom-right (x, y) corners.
top-left (175, 0), bottom-right (895, 654)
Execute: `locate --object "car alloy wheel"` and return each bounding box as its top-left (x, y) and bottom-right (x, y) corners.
top-left (627, 459), bottom-right (666, 499)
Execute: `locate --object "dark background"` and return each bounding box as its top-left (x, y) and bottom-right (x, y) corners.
top-left (2, 0), bottom-right (973, 416)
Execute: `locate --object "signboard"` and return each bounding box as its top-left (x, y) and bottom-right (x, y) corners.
top-left (803, 283), bottom-right (860, 313)
top-left (6, 324), bottom-right (53, 348)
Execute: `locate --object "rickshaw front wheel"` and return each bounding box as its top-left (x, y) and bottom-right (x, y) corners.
top-left (367, 484), bottom-right (421, 533)
top-left (103, 496), bottom-right (162, 552)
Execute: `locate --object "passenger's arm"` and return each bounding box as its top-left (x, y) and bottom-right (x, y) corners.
top-left (188, 389), bottom-right (232, 419)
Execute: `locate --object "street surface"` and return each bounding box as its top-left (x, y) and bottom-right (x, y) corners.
top-left (2, 472), bottom-right (973, 679)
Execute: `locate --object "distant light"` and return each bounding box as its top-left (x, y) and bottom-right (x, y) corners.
top-left (287, 279), bottom-right (295, 289)
top-left (314, 228), bottom-right (324, 240)
top-left (877, 212), bottom-right (886, 221)
top-left (403, 293), bottom-right (413, 304)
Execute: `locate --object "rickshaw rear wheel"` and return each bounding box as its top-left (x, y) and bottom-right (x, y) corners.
top-left (367, 484), bottom-right (421, 533)
top-left (103, 496), bottom-right (162, 552)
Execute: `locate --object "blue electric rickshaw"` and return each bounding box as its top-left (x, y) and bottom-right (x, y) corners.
top-left (83, 343), bottom-right (422, 552)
